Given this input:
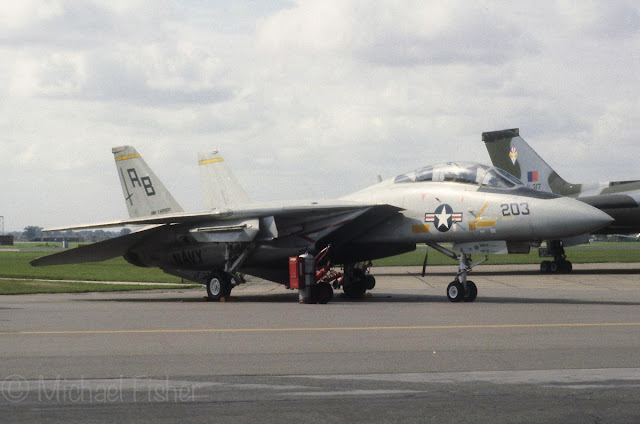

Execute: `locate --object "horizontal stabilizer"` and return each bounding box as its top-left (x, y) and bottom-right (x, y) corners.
top-left (30, 226), bottom-right (162, 266)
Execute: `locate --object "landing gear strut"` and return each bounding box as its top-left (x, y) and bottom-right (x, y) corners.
top-left (539, 240), bottom-right (572, 274)
top-left (427, 243), bottom-right (485, 303)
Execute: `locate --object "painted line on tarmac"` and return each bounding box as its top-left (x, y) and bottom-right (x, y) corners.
top-left (1, 322), bottom-right (640, 336)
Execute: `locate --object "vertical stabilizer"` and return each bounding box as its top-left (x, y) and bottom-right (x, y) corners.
top-left (198, 151), bottom-right (250, 210)
top-left (482, 129), bottom-right (580, 196)
top-left (112, 146), bottom-right (183, 218)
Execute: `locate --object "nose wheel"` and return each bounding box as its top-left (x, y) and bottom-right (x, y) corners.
top-left (426, 243), bottom-right (484, 303)
top-left (447, 281), bottom-right (464, 302)
top-left (463, 280), bottom-right (477, 302)
top-left (447, 280), bottom-right (477, 302)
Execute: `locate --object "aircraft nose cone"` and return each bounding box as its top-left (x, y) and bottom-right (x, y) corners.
top-left (578, 204), bottom-right (615, 233)
top-left (540, 197), bottom-right (613, 239)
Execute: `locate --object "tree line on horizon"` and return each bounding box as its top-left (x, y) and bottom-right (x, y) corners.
top-left (10, 226), bottom-right (132, 242)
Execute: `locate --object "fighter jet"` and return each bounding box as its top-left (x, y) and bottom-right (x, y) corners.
top-left (483, 128), bottom-right (640, 273)
top-left (31, 146), bottom-right (612, 302)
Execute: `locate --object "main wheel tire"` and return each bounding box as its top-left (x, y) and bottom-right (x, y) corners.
top-left (447, 281), bottom-right (465, 302)
top-left (549, 261), bottom-right (559, 273)
top-left (463, 281), bottom-right (478, 302)
top-left (557, 260), bottom-right (572, 273)
top-left (363, 275), bottom-right (376, 290)
top-left (565, 261), bottom-right (573, 273)
top-left (540, 261), bottom-right (551, 273)
top-left (343, 282), bottom-right (366, 299)
top-left (314, 282), bottom-right (334, 304)
top-left (206, 272), bottom-right (232, 301)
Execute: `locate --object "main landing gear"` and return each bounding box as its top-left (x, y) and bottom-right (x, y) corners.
top-left (335, 262), bottom-right (376, 299)
top-left (539, 240), bottom-right (572, 274)
top-left (205, 243), bottom-right (253, 301)
top-left (306, 245), bottom-right (375, 301)
top-left (206, 271), bottom-right (233, 301)
top-left (540, 260), bottom-right (572, 274)
top-left (426, 243), bottom-right (486, 303)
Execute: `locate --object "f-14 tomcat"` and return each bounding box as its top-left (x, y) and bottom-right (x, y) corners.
top-left (31, 146), bottom-right (612, 303)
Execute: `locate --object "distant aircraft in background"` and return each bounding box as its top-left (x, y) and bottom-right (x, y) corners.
top-left (31, 146), bottom-right (611, 302)
top-left (483, 128), bottom-right (640, 273)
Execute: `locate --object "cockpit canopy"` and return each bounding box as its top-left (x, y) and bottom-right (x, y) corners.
top-left (394, 162), bottom-right (524, 188)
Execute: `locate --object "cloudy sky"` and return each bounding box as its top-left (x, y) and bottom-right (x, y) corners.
top-left (1, 0), bottom-right (639, 232)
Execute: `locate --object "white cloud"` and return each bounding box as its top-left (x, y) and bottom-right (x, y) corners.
top-left (0, 1), bottom-right (64, 32)
top-left (555, 0), bottom-right (640, 39)
top-left (258, 0), bottom-right (537, 66)
top-left (0, 0), bottom-right (639, 231)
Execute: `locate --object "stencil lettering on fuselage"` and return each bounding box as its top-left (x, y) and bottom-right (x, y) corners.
top-left (172, 249), bottom-right (203, 267)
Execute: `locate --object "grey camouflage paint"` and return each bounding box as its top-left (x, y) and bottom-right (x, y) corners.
top-left (483, 129), bottom-right (640, 233)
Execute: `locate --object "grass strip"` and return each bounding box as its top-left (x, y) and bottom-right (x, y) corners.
top-left (0, 251), bottom-right (183, 283)
top-left (373, 246), bottom-right (640, 267)
top-left (0, 279), bottom-right (199, 295)
top-left (2, 245), bottom-right (639, 286)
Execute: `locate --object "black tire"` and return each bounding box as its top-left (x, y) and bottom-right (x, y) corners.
top-left (540, 261), bottom-right (551, 273)
top-left (206, 272), bottom-right (232, 301)
top-left (363, 275), bottom-right (376, 290)
top-left (314, 282), bottom-right (334, 304)
top-left (343, 282), bottom-right (366, 299)
top-left (557, 260), bottom-right (572, 273)
top-left (352, 268), bottom-right (365, 280)
top-left (447, 281), bottom-right (465, 302)
top-left (565, 261), bottom-right (573, 273)
top-left (549, 261), bottom-right (559, 273)
top-left (463, 281), bottom-right (478, 302)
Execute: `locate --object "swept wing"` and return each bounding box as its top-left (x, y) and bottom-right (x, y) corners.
top-left (33, 201), bottom-right (402, 266)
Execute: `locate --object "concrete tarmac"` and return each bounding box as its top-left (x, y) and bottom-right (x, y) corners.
top-left (2, 263), bottom-right (640, 423)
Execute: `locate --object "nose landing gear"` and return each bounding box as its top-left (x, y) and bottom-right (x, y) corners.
top-left (427, 243), bottom-right (485, 302)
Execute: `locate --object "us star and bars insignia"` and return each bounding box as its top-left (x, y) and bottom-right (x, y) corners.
top-left (425, 204), bottom-right (463, 232)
